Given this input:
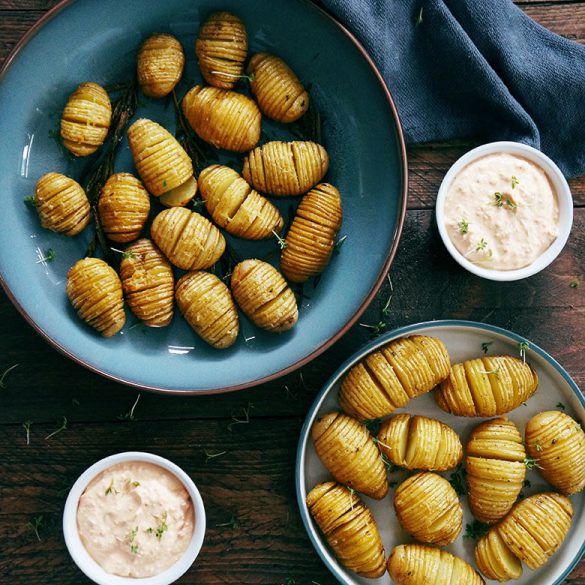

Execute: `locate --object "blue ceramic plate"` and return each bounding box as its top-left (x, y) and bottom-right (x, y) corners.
top-left (296, 320), bottom-right (585, 585)
top-left (0, 0), bottom-right (407, 393)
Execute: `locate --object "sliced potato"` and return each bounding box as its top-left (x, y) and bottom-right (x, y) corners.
top-left (138, 33), bottom-right (185, 98)
top-left (475, 529), bottom-right (523, 582)
top-left (159, 176), bottom-right (198, 208)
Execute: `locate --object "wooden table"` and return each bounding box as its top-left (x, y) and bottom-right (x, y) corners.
top-left (0, 1), bottom-right (583, 583)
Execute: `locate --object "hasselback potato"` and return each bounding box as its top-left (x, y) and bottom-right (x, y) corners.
top-left (120, 239), bottom-right (174, 327)
top-left (60, 82), bottom-right (112, 156)
top-left (388, 544), bottom-right (484, 585)
top-left (66, 258), bottom-right (125, 337)
top-left (98, 173), bottom-right (150, 243)
top-left (281, 183), bottom-right (342, 283)
top-left (182, 85), bottom-right (261, 152)
top-left (151, 207), bottom-right (225, 270)
top-left (159, 176), bottom-right (197, 208)
top-left (247, 53), bottom-right (309, 123)
top-left (127, 118), bottom-right (193, 196)
top-left (306, 482), bottom-right (386, 578)
top-left (338, 335), bottom-right (451, 420)
top-left (311, 412), bottom-right (387, 500)
top-left (476, 492), bottom-right (573, 578)
top-left (198, 165), bottom-right (283, 239)
top-left (526, 410), bottom-right (585, 495)
top-left (195, 12), bottom-right (247, 89)
top-left (230, 260), bottom-right (297, 332)
top-left (394, 472), bottom-right (462, 545)
top-left (175, 271), bottom-right (239, 349)
top-left (466, 417), bottom-right (526, 524)
top-left (435, 355), bottom-right (539, 417)
top-left (137, 33), bottom-right (185, 98)
top-left (242, 141), bottom-right (329, 196)
top-left (377, 413), bottom-right (462, 471)
top-left (34, 172), bottom-right (90, 236)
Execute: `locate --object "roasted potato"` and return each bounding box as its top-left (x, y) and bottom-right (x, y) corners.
top-left (159, 176), bottom-right (198, 208)
top-left (182, 85), bottom-right (261, 152)
top-left (175, 271), bottom-right (239, 348)
top-left (34, 172), bottom-right (90, 236)
top-left (435, 355), bottom-right (538, 417)
top-left (120, 239), bottom-right (174, 327)
top-left (60, 82), bottom-right (111, 156)
top-left (306, 482), bottom-right (386, 578)
top-left (198, 165), bottom-right (283, 239)
top-left (394, 472), bottom-right (462, 545)
top-left (338, 335), bottom-right (451, 420)
top-left (475, 492), bottom-right (573, 580)
top-left (388, 544), bottom-right (484, 585)
top-left (311, 412), bottom-right (387, 500)
top-left (281, 183), bottom-right (342, 282)
top-left (526, 410), bottom-right (585, 495)
top-left (66, 258), bottom-right (125, 337)
top-left (466, 417), bottom-right (526, 524)
top-left (127, 118), bottom-right (193, 197)
top-left (137, 33), bottom-right (185, 98)
top-left (196, 12), bottom-right (247, 89)
top-left (230, 260), bottom-right (297, 332)
top-left (242, 141), bottom-right (329, 196)
top-left (247, 53), bottom-right (309, 123)
top-left (377, 413), bottom-right (462, 471)
top-left (98, 173), bottom-right (150, 243)
top-left (151, 207), bottom-right (225, 271)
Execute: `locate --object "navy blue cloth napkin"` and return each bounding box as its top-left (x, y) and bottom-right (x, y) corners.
top-left (319, 0), bottom-right (585, 178)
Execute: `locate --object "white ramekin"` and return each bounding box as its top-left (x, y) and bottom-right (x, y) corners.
top-left (63, 452), bottom-right (206, 585)
top-left (435, 141), bottom-right (573, 281)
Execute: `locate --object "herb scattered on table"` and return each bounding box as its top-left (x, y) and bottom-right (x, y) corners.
top-left (228, 402), bottom-right (254, 431)
top-left (28, 515), bottom-right (44, 541)
top-left (45, 416), bottom-right (68, 440)
top-left (359, 320), bottom-right (386, 337)
top-left (570, 280), bottom-right (579, 289)
top-left (216, 514), bottom-right (240, 529)
top-left (415, 6), bottom-right (424, 26)
top-left (381, 275), bottom-right (394, 318)
top-left (0, 363), bottom-right (19, 389)
top-left (118, 394), bottom-right (141, 421)
top-left (204, 449), bottom-right (226, 463)
top-left (464, 520), bottom-right (489, 540)
top-left (23, 419), bottom-right (32, 445)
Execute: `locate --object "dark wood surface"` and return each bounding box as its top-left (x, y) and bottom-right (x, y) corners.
top-left (0, 1), bottom-right (584, 583)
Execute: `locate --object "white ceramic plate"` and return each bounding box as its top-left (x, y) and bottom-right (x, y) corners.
top-left (296, 320), bottom-right (585, 584)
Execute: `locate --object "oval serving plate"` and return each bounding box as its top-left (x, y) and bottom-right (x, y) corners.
top-left (296, 320), bottom-right (585, 585)
top-left (0, 0), bottom-right (407, 393)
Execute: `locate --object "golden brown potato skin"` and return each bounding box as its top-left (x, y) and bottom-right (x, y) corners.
top-left (127, 118), bottom-right (193, 197)
top-left (66, 258), bottom-right (125, 337)
top-left (230, 260), bottom-right (297, 332)
top-left (151, 207), bottom-right (225, 271)
top-left (175, 271), bottom-right (239, 349)
top-left (377, 413), bottom-right (462, 471)
top-left (476, 492), bottom-right (573, 579)
top-left (394, 472), bottom-right (462, 545)
top-left (98, 173), bottom-right (150, 243)
top-left (120, 239), bottom-right (174, 327)
top-left (435, 355), bottom-right (538, 417)
top-left (338, 335), bottom-right (451, 420)
top-left (60, 82), bottom-right (112, 156)
top-left (388, 544), bottom-right (485, 585)
top-left (137, 33), bottom-right (185, 98)
top-left (242, 141), bottom-right (329, 196)
top-left (311, 412), bottom-right (388, 500)
top-left (466, 417), bottom-right (526, 524)
top-left (281, 183), bottom-right (342, 283)
top-left (196, 12), bottom-right (247, 89)
top-left (182, 85), bottom-right (261, 152)
top-left (306, 482), bottom-right (386, 578)
top-left (198, 165), bottom-right (283, 239)
top-left (247, 53), bottom-right (309, 123)
top-left (526, 410), bottom-right (585, 495)
top-left (35, 172), bottom-right (90, 236)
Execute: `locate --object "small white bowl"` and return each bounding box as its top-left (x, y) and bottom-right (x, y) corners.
top-left (63, 452), bottom-right (206, 585)
top-left (436, 141), bottom-right (573, 281)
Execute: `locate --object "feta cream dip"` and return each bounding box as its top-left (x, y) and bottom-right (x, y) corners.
top-left (76, 460), bottom-right (195, 578)
top-left (443, 152), bottom-right (559, 271)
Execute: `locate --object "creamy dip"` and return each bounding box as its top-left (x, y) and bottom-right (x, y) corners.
top-left (77, 461), bottom-right (194, 578)
top-left (444, 153), bottom-right (559, 270)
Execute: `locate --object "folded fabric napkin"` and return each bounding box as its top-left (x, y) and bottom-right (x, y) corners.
top-left (318, 0), bottom-right (585, 178)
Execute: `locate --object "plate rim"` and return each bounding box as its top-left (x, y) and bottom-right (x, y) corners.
top-left (0, 0), bottom-right (409, 396)
top-left (295, 319), bottom-right (585, 585)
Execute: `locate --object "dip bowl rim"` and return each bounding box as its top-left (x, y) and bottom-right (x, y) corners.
top-left (435, 140), bottom-right (573, 282)
top-left (63, 451), bottom-right (206, 585)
